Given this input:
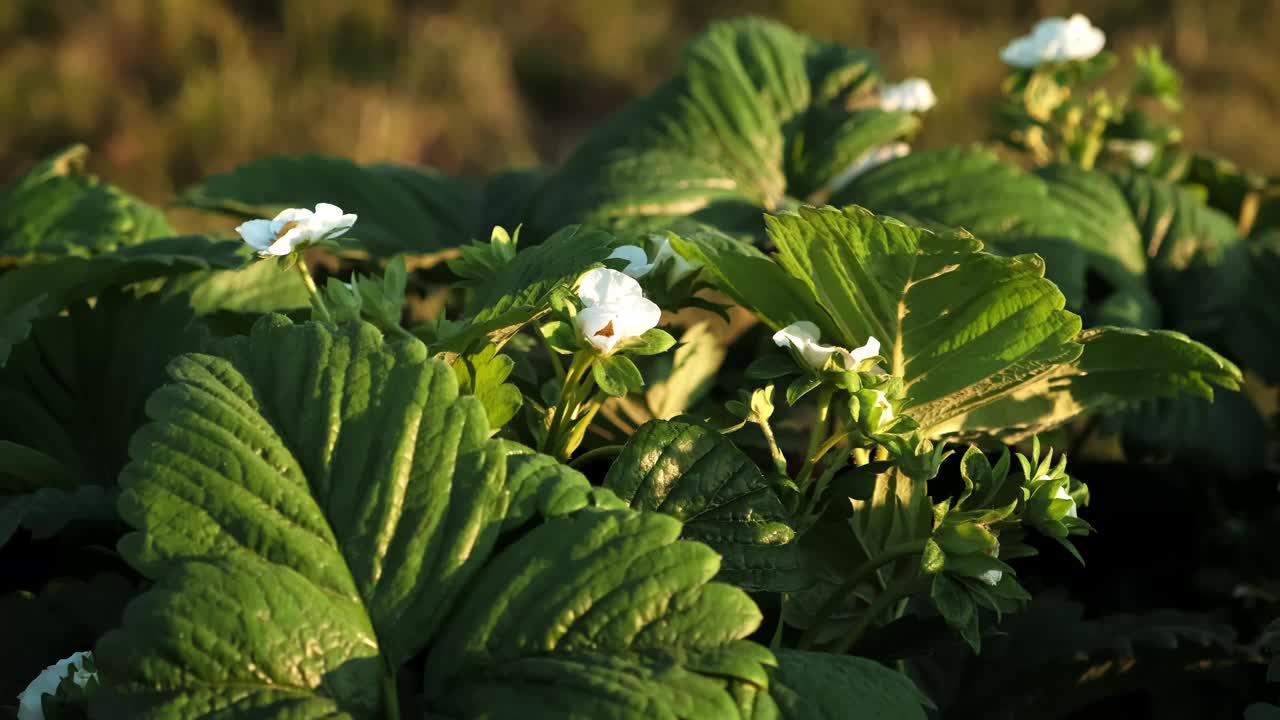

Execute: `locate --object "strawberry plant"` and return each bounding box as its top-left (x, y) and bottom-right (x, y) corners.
top-left (2, 14), bottom-right (1274, 720)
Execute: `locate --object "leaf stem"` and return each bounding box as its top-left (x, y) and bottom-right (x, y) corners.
top-left (757, 416), bottom-right (789, 476)
top-left (294, 257), bottom-right (332, 323)
top-left (796, 540), bottom-right (926, 650)
top-left (831, 576), bottom-right (929, 655)
top-left (568, 444), bottom-right (624, 469)
top-left (383, 673), bottom-right (400, 720)
top-left (544, 351), bottom-right (593, 455)
top-left (796, 388), bottom-right (836, 488)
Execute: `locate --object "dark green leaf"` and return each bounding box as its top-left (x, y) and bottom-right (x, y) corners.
top-left (604, 420), bottom-right (804, 591)
top-left (0, 145), bottom-right (173, 263)
top-left (0, 236), bottom-right (241, 366)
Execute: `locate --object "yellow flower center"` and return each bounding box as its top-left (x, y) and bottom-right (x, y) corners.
top-left (275, 221), bottom-right (299, 240)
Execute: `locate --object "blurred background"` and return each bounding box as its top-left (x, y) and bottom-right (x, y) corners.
top-left (2, 0), bottom-right (1278, 202)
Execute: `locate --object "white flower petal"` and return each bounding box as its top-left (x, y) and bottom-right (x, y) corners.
top-left (1054, 484), bottom-right (1078, 518)
top-left (577, 305), bottom-right (625, 354)
top-left (270, 207), bottom-right (314, 233)
top-left (235, 219), bottom-right (276, 251)
top-left (849, 336), bottom-right (881, 365)
top-left (1001, 14), bottom-right (1105, 68)
top-left (577, 268), bottom-right (645, 306)
top-left (264, 225), bottom-right (308, 256)
top-left (18, 651), bottom-right (96, 720)
top-left (608, 297), bottom-right (662, 339)
top-left (772, 321), bottom-right (822, 349)
top-left (607, 245), bottom-right (655, 278)
top-left (871, 389), bottom-right (894, 427)
top-left (880, 78), bottom-right (936, 112)
top-left (574, 269), bottom-right (663, 354)
top-left (979, 568), bottom-right (1003, 586)
top-left (826, 143), bottom-right (910, 194)
top-left (310, 203), bottom-right (357, 240)
top-left (651, 237), bottom-right (701, 283)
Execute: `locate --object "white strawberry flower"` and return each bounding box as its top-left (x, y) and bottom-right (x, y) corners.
top-left (17, 651), bottom-right (96, 720)
top-left (607, 245), bottom-right (655, 279)
top-left (650, 236), bottom-right (701, 283)
top-left (879, 78), bottom-right (937, 112)
top-left (575, 268), bottom-right (662, 355)
top-left (773, 321), bottom-right (881, 372)
top-left (235, 203), bottom-right (358, 257)
top-left (1001, 14), bottom-right (1106, 68)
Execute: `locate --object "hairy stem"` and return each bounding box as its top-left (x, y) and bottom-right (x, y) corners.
top-left (569, 444), bottom-right (625, 469)
top-left (832, 576), bottom-right (929, 655)
top-left (796, 540), bottom-right (927, 650)
top-left (294, 258), bottom-right (332, 323)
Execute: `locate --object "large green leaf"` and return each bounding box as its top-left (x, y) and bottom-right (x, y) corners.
top-left (95, 318), bottom-right (770, 719)
top-left (758, 650), bottom-right (931, 720)
top-left (425, 510), bottom-right (770, 719)
top-left (830, 147), bottom-right (1092, 303)
top-left (533, 18), bottom-right (914, 236)
top-left (179, 160), bottom-right (547, 259)
top-left (0, 235), bottom-right (241, 366)
top-left (178, 154), bottom-right (476, 256)
top-left (1110, 169), bottom-right (1247, 336)
top-left (0, 145), bottom-right (173, 263)
top-left (767, 205), bottom-right (1083, 432)
top-left (930, 327), bottom-right (1242, 440)
top-left (603, 420), bottom-right (806, 592)
top-left (0, 291), bottom-right (208, 547)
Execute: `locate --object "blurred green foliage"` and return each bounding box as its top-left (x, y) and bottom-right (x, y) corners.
top-left (2, 0), bottom-right (1278, 207)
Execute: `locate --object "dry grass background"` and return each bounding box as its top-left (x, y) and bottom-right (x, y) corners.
top-left (2, 0), bottom-right (1277, 209)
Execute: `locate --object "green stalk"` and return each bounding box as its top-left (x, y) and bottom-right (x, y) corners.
top-left (569, 444), bottom-right (625, 469)
top-left (544, 351), bottom-right (593, 455)
top-left (831, 576), bottom-right (929, 655)
top-left (757, 416), bottom-right (789, 477)
top-left (294, 258), bottom-right (332, 323)
top-left (795, 388), bottom-right (834, 486)
top-left (796, 540), bottom-right (926, 650)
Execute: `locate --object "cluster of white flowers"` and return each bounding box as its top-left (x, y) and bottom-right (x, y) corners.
top-left (574, 268), bottom-right (662, 354)
top-left (236, 202), bottom-right (357, 257)
top-left (17, 651), bottom-right (96, 720)
top-left (1000, 14), bottom-right (1106, 68)
top-left (879, 78), bottom-right (937, 113)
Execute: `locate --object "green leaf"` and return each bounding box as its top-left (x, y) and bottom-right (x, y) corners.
top-left (0, 292), bottom-right (210, 546)
top-left (759, 650), bottom-right (931, 719)
top-left (436, 225), bottom-right (614, 353)
top-left (604, 420), bottom-right (804, 591)
top-left (0, 236), bottom-right (241, 367)
top-left (644, 322), bottom-right (727, 421)
top-left (96, 317), bottom-right (766, 718)
top-left (0, 145), bottom-right (173, 263)
top-left (177, 154), bottom-right (477, 257)
top-left (1225, 231), bottom-right (1280, 383)
top-left (621, 327), bottom-right (677, 356)
top-left (164, 253), bottom-right (312, 315)
top-left (425, 510), bottom-right (767, 717)
top-left (453, 344), bottom-right (523, 430)
top-left (0, 573), bottom-right (136, 702)
top-left (669, 228), bottom-right (836, 338)
top-left (931, 326), bottom-right (1242, 440)
top-left (533, 18), bottom-right (904, 236)
top-left (767, 205), bottom-right (1083, 433)
top-left (592, 354), bottom-right (644, 397)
